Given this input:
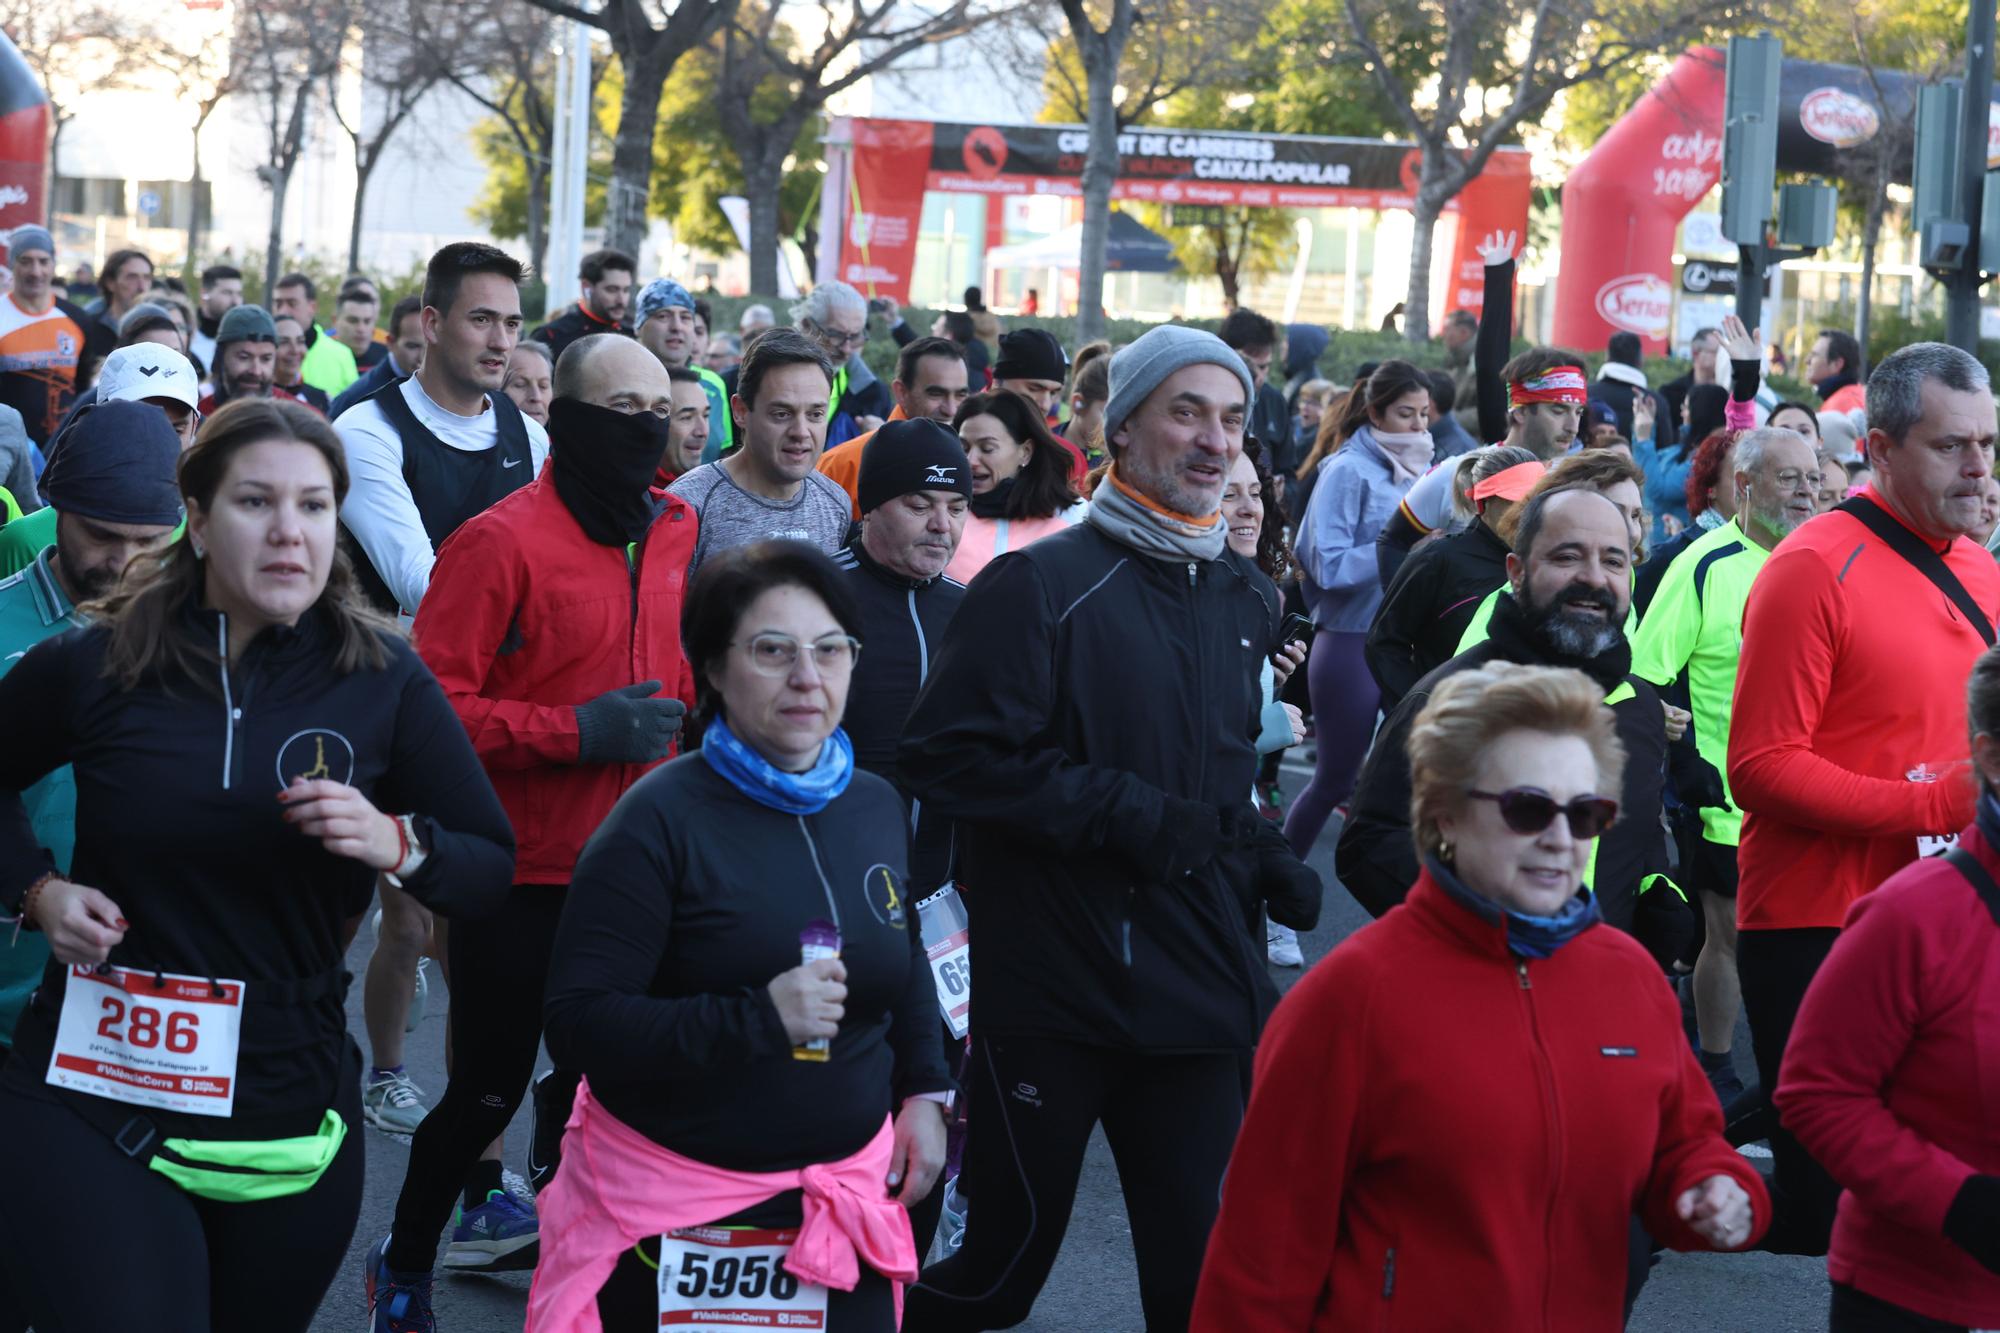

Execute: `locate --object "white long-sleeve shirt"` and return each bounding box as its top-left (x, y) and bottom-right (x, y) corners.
top-left (334, 375), bottom-right (549, 615)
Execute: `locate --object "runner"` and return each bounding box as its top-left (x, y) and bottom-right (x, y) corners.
top-left (817, 335), bottom-right (971, 518)
top-left (898, 325), bottom-right (1319, 1332)
top-left (0, 398), bottom-right (513, 1331)
top-left (1774, 643), bottom-right (2000, 1333)
top-left (1194, 663), bottom-right (1765, 1329)
top-left (197, 305), bottom-right (294, 413)
top-left (1730, 341), bottom-right (2000, 1256)
top-left (190, 264), bottom-right (243, 370)
top-left (274, 314), bottom-right (334, 415)
top-left (944, 389), bottom-right (1084, 584)
top-left (652, 365), bottom-right (708, 489)
top-left (525, 541), bottom-right (952, 1331)
top-left (81, 247), bottom-right (152, 344)
top-left (671, 328), bottom-right (849, 575)
top-left (334, 296), bottom-right (427, 420)
top-left (501, 339), bottom-right (554, 427)
top-left (0, 224), bottom-right (111, 447)
top-left (792, 282), bottom-right (887, 448)
top-left (530, 247), bottom-right (635, 360)
top-left (268, 273), bottom-right (358, 397)
top-left (1630, 426), bottom-right (1821, 1110)
top-left (632, 278), bottom-right (733, 457)
top-left (366, 335), bottom-right (700, 1323)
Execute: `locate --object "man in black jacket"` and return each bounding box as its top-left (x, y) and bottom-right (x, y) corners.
top-left (1220, 307), bottom-right (1294, 475)
top-left (1338, 487), bottom-right (1669, 934)
top-left (833, 417), bottom-right (971, 892)
top-left (899, 323), bottom-right (1321, 1333)
top-left (1593, 331), bottom-right (1677, 451)
top-left (528, 247), bottom-right (634, 361)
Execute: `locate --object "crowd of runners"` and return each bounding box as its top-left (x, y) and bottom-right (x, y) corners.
top-left (0, 222), bottom-right (1993, 1333)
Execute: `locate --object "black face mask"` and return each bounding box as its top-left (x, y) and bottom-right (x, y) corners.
top-left (547, 396), bottom-right (671, 546)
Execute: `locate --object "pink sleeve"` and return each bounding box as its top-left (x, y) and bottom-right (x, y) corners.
top-left (1725, 396), bottom-right (1757, 432)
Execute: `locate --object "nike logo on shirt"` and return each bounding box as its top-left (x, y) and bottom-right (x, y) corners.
top-left (502, 456), bottom-right (525, 468)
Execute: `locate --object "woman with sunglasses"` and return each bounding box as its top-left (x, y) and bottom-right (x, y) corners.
top-left (529, 541), bottom-right (952, 1331)
top-left (1194, 662), bottom-right (1766, 1331)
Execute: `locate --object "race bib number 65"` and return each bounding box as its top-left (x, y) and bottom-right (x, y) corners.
top-left (48, 965), bottom-right (243, 1118)
top-left (658, 1226), bottom-right (828, 1330)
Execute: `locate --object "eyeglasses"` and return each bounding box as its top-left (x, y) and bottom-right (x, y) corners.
top-left (1772, 469), bottom-right (1823, 492)
top-left (734, 632), bottom-right (862, 676)
top-left (1467, 787), bottom-right (1619, 839)
top-left (809, 319), bottom-right (867, 350)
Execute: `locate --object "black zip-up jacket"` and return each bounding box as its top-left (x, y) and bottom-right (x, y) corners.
top-left (543, 757), bottom-right (952, 1170)
top-left (1336, 590), bottom-right (1668, 933)
top-left (898, 522), bottom-right (1320, 1053)
top-left (0, 599), bottom-right (514, 1139)
top-left (1365, 518), bottom-right (1512, 710)
top-left (530, 304), bottom-right (633, 363)
top-left (832, 541), bottom-right (965, 891)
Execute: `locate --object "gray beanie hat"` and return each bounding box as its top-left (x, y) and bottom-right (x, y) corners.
top-left (216, 303), bottom-right (277, 347)
top-left (7, 225), bottom-right (51, 260)
top-left (118, 301), bottom-right (178, 341)
top-left (1103, 325), bottom-right (1256, 445)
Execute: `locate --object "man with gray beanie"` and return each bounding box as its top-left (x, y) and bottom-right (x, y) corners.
top-left (0, 224), bottom-right (108, 446)
top-left (898, 323), bottom-right (1322, 1331)
top-left (198, 303), bottom-right (294, 413)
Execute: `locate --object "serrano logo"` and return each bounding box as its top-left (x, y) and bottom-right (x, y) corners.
top-left (1800, 87), bottom-right (1880, 148)
top-left (276, 729), bottom-right (355, 787)
top-left (1594, 273), bottom-right (1672, 338)
top-left (962, 126), bottom-right (1008, 182)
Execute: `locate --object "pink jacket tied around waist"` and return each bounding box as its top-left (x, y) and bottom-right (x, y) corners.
top-left (525, 1077), bottom-right (919, 1331)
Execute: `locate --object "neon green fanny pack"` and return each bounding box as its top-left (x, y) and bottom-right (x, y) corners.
top-left (144, 1110), bottom-right (347, 1202)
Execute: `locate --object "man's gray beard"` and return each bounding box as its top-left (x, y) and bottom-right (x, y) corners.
top-left (1540, 609), bottom-right (1622, 659)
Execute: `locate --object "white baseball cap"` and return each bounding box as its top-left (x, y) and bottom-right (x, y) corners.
top-left (95, 343), bottom-right (200, 411)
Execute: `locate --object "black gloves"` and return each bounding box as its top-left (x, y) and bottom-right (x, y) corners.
top-left (1254, 819), bottom-right (1322, 931)
top-left (1946, 1174), bottom-right (2000, 1275)
top-left (575, 681), bottom-right (686, 765)
top-left (1136, 798), bottom-right (1262, 883)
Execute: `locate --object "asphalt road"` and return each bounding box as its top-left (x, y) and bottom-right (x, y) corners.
top-left (312, 759), bottom-right (1827, 1331)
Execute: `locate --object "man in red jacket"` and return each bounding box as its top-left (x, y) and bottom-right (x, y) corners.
top-left (1730, 340), bottom-right (2000, 1257)
top-left (369, 333), bottom-right (699, 1322)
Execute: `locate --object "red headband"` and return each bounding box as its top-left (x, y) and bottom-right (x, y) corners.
top-left (1509, 366), bottom-right (1588, 408)
top-left (1471, 459), bottom-right (1546, 504)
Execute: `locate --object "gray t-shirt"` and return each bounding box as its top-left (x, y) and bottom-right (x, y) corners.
top-left (671, 461), bottom-right (853, 575)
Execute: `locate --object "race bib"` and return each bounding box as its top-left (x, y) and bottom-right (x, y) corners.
top-left (1919, 833), bottom-right (1960, 859)
top-left (48, 965), bottom-right (243, 1118)
top-left (657, 1226), bottom-right (829, 1330)
top-left (917, 884), bottom-right (971, 1040)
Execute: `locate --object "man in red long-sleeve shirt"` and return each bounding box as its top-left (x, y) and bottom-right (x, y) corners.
top-left (1730, 340), bottom-right (2000, 1256)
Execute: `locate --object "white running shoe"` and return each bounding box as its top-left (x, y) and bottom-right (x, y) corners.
top-left (937, 1176), bottom-right (968, 1253)
top-left (363, 1069), bottom-right (431, 1135)
top-left (1267, 924), bottom-right (1304, 968)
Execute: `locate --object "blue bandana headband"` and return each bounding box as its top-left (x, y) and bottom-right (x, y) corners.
top-left (701, 714), bottom-right (854, 815)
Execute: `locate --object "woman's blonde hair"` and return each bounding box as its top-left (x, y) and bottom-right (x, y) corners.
top-left (1406, 662), bottom-right (1626, 855)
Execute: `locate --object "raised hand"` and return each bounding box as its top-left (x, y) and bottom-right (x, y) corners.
top-left (1477, 230), bottom-right (1518, 267)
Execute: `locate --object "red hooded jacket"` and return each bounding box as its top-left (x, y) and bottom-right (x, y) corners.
top-left (412, 466), bottom-right (699, 884)
top-left (1193, 869), bottom-right (1769, 1331)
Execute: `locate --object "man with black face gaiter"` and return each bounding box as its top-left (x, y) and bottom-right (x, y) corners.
top-left (381, 333), bottom-right (699, 1294)
top-left (1339, 487), bottom-right (1670, 934)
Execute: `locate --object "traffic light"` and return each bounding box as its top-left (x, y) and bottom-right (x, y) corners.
top-left (1777, 183), bottom-right (1837, 248)
top-left (1720, 35), bottom-right (1783, 246)
top-left (1915, 81), bottom-right (1970, 270)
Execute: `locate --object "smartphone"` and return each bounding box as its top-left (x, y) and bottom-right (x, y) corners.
top-left (866, 297), bottom-right (892, 316)
top-left (1280, 613), bottom-right (1314, 645)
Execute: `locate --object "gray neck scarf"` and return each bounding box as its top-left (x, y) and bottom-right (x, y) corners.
top-left (1084, 463), bottom-right (1228, 562)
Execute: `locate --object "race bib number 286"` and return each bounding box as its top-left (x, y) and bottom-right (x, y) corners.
top-left (48, 965), bottom-right (243, 1118)
top-left (658, 1226), bottom-right (829, 1330)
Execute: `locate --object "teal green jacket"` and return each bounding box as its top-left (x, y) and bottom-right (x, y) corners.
top-left (695, 365), bottom-right (734, 464)
top-left (1629, 517), bottom-right (1768, 846)
top-left (0, 547), bottom-right (72, 1044)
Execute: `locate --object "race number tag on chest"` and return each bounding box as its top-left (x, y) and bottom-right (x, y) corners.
top-left (657, 1226), bottom-right (829, 1330)
top-left (917, 884), bottom-right (971, 1041)
top-left (48, 965), bottom-right (244, 1118)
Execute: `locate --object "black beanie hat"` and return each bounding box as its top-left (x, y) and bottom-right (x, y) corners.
top-left (858, 418), bottom-right (972, 514)
top-left (994, 327), bottom-right (1068, 384)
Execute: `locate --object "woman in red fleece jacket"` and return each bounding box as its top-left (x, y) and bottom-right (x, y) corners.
top-left (1192, 663), bottom-right (1766, 1331)
top-left (1774, 644), bottom-right (2000, 1332)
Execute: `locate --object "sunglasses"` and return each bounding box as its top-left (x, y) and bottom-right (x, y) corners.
top-left (1467, 788), bottom-right (1619, 839)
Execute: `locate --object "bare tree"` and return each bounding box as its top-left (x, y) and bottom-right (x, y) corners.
top-left (519, 0), bottom-right (741, 258)
top-left (236, 0), bottom-right (351, 294)
top-left (718, 0), bottom-right (999, 297)
top-left (0, 0), bottom-right (149, 202)
top-left (1051, 0), bottom-right (1269, 342)
top-left (1328, 0), bottom-right (1758, 342)
top-left (137, 9), bottom-right (237, 268)
top-left (326, 0), bottom-right (446, 275)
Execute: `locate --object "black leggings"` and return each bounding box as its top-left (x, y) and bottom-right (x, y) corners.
top-left (1829, 1282), bottom-right (1970, 1332)
top-left (902, 1036), bottom-right (1244, 1333)
top-left (0, 1059), bottom-right (364, 1332)
top-left (387, 882), bottom-right (565, 1272)
top-left (1737, 926), bottom-right (1843, 1256)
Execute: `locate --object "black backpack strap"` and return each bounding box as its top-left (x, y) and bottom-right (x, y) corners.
top-left (1944, 847), bottom-right (2000, 928)
top-left (1836, 495), bottom-right (1995, 646)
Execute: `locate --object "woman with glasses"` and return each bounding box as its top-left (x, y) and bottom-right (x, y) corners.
top-left (1194, 662), bottom-right (1766, 1331)
top-left (529, 540), bottom-right (953, 1332)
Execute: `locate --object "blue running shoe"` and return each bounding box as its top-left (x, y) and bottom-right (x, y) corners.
top-left (441, 1189), bottom-right (540, 1271)
top-left (366, 1236), bottom-right (435, 1333)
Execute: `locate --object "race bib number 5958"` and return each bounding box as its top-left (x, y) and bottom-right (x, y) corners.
top-left (48, 965), bottom-right (243, 1118)
top-left (658, 1226), bottom-right (828, 1330)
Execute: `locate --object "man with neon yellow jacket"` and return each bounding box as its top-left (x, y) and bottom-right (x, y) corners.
top-left (1338, 488), bottom-right (1671, 937)
top-left (1630, 425), bottom-right (1822, 1111)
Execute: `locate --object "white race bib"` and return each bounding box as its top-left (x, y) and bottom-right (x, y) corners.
top-left (48, 965), bottom-right (243, 1118)
top-left (917, 885), bottom-right (971, 1041)
top-left (1919, 833), bottom-right (1960, 859)
top-left (657, 1226), bottom-right (829, 1330)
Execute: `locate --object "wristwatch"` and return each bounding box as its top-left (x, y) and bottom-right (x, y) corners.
top-left (385, 813), bottom-right (432, 886)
